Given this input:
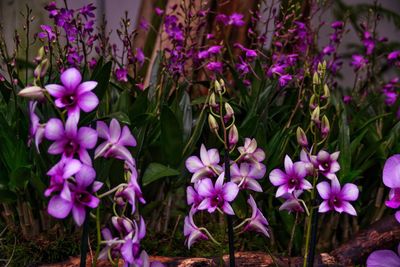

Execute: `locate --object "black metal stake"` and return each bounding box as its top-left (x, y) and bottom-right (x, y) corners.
top-left (224, 149), bottom-right (235, 267)
top-left (80, 210), bottom-right (90, 267)
top-left (306, 199), bottom-right (320, 267)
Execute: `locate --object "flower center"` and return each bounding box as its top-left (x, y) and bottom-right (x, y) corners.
top-left (64, 140), bottom-right (79, 157)
top-left (61, 94), bottom-right (76, 106)
top-left (288, 178), bottom-right (299, 189)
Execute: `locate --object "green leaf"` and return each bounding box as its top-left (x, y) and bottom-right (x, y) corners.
top-left (160, 105), bottom-right (183, 166)
top-left (0, 189), bottom-right (17, 203)
top-left (142, 163), bottom-right (180, 186)
top-left (92, 61), bottom-right (112, 101)
top-left (9, 166), bottom-right (31, 190)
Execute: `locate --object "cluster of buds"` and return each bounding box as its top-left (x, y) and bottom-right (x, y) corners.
top-left (208, 80), bottom-right (239, 151)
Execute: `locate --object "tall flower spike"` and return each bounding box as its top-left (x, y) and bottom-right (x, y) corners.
top-left (185, 144), bottom-right (223, 183)
top-left (95, 119), bottom-right (137, 165)
top-left (316, 177), bottom-right (359, 216)
top-left (269, 155), bottom-right (312, 198)
top-left (45, 68), bottom-right (99, 121)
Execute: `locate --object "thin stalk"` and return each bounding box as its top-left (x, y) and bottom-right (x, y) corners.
top-left (307, 199), bottom-right (319, 267)
top-left (224, 150), bottom-right (235, 267)
top-left (303, 174), bottom-right (318, 267)
top-left (80, 209), bottom-right (90, 267)
top-left (288, 212), bottom-right (299, 267)
top-left (93, 205), bottom-right (101, 267)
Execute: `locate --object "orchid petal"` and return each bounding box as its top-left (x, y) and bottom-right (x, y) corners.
top-left (316, 181), bottom-right (331, 200)
top-left (78, 126), bottom-right (98, 149)
top-left (341, 202), bottom-right (357, 216)
top-left (383, 155), bottom-right (400, 188)
top-left (45, 118), bottom-right (64, 140)
top-left (197, 179), bottom-right (214, 197)
top-left (222, 182), bottom-right (239, 201)
top-left (341, 183), bottom-right (359, 201)
top-left (318, 200), bottom-right (331, 213)
top-left (78, 92), bottom-right (99, 112)
top-left (45, 84), bottom-right (65, 98)
top-left (72, 204), bottom-right (86, 226)
top-left (48, 196), bottom-right (72, 219)
top-left (269, 169), bottom-right (287, 186)
top-left (61, 68), bottom-right (82, 91)
top-left (76, 81), bottom-right (97, 94)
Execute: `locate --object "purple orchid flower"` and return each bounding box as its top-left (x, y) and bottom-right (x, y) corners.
top-left (47, 164), bottom-right (103, 226)
top-left (382, 155), bottom-right (400, 223)
top-left (316, 177), bottom-right (359, 216)
top-left (351, 54), bottom-right (368, 71)
top-left (231, 162), bottom-right (266, 192)
top-left (237, 138), bottom-right (266, 166)
top-left (197, 173), bottom-right (239, 215)
top-left (279, 191), bottom-right (305, 213)
top-left (98, 228), bottom-right (121, 260)
top-left (206, 61), bottom-right (223, 73)
top-left (243, 195), bottom-right (269, 237)
top-left (118, 217), bottom-right (146, 266)
top-left (45, 68), bottom-right (99, 121)
top-left (183, 209), bottom-right (208, 249)
top-left (314, 150), bottom-right (340, 180)
top-left (269, 155), bottom-right (312, 198)
top-left (115, 68), bottom-right (128, 82)
top-left (185, 144), bottom-right (223, 183)
top-left (367, 244), bottom-right (400, 267)
top-left (187, 183), bottom-right (204, 210)
top-left (45, 117), bottom-right (98, 166)
top-left (228, 13), bottom-right (245, 26)
top-left (95, 119), bottom-right (137, 165)
top-left (28, 101), bottom-right (45, 152)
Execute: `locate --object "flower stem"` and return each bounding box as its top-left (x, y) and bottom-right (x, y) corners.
top-left (303, 174), bottom-right (318, 267)
top-left (93, 206), bottom-right (101, 267)
top-left (80, 209), bottom-right (90, 267)
top-left (199, 227), bottom-right (221, 246)
top-left (224, 149), bottom-right (235, 267)
top-left (98, 183), bottom-right (127, 198)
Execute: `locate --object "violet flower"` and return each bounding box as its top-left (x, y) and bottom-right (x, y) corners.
top-left (116, 68), bottom-right (128, 82)
top-left (351, 54), bottom-right (368, 71)
top-left (45, 117), bottom-right (98, 166)
top-left (183, 209), bottom-right (208, 249)
top-left (366, 244), bottom-right (400, 267)
top-left (197, 173), bottom-right (239, 215)
top-left (47, 164), bottom-right (103, 225)
top-left (187, 183), bottom-right (204, 210)
top-left (279, 191), bottom-right (305, 213)
top-left (231, 162), bottom-right (266, 192)
top-left (269, 155), bottom-right (311, 198)
top-left (206, 61), bottom-right (223, 73)
top-left (316, 177), bottom-right (359, 216)
top-left (237, 138), bottom-right (266, 166)
top-left (120, 217), bottom-right (146, 265)
top-left (98, 228), bottom-right (120, 260)
top-left (45, 68), bottom-right (99, 121)
top-left (314, 150), bottom-right (340, 180)
top-left (185, 144), bottom-right (223, 183)
top-left (95, 119), bottom-right (137, 165)
top-left (28, 101), bottom-right (45, 152)
top-left (382, 155), bottom-right (400, 223)
top-left (243, 195), bottom-right (269, 237)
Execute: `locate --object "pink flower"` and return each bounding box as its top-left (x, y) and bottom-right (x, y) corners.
top-left (183, 209), bottom-right (208, 249)
top-left (382, 155), bottom-right (400, 223)
top-left (243, 195), bottom-right (269, 237)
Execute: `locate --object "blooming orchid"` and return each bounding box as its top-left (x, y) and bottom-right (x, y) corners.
top-left (366, 243), bottom-right (400, 267)
top-left (95, 119), bottom-right (137, 165)
top-left (269, 155), bottom-right (312, 198)
top-left (45, 68), bottom-right (99, 121)
top-left (382, 155), bottom-right (400, 223)
top-left (183, 209), bottom-right (208, 249)
top-left (237, 138), bottom-right (266, 166)
top-left (28, 101), bottom-right (45, 152)
top-left (45, 117), bottom-right (98, 166)
top-left (197, 173), bottom-right (239, 215)
top-left (231, 162), bottom-right (266, 192)
top-left (243, 195), bottom-right (269, 237)
top-left (316, 177), bottom-right (359, 216)
top-left (185, 144), bottom-right (223, 183)
top-left (314, 150), bottom-right (340, 180)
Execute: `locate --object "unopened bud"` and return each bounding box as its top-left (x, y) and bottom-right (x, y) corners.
top-left (214, 80), bottom-right (222, 93)
top-left (296, 127), bottom-right (308, 147)
top-left (225, 103), bottom-right (234, 117)
top-left (322, 84), bottom-right (330, 99)
top-left (208, 114), bottom-right (219, 133)
top-left (313, 72), bottom-right (320, 85)
top-left (321, 115), bottom-right (330, 138)
top-left (228, 125), bottom-right (239, 149)
top-left (18, 86), bottom-right (45, 100)
top-left (311, 106), bottom-right (320, 124)
top-left (34, 59), bottom-right (49, 78)
top-left (35, 47), bottom-right (45, 62)
top-left (309, 95), bottom-right (318, 110)
top-left (209, 93), bottom-right (217, 107)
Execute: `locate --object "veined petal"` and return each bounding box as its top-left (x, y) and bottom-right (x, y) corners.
top-left (96, 121), bottom-right (110, 139)
top-left (45, 118), bottom-right (64, 140)
top-left (48, 195), bottom-right (72, 219)
top-left (293, 162), bottom-right (307, 178)
top-left (340, 183), bottom-right (359, 201)
top-left (78, 149), bottom-right (92, 166)
top-left (269, 169), bottom-right (287, 186)
top-left (72, 204), bottom-right (86, 226)
top-left (316, 181), bottom-right (331, 200)
top-left (78, 92), bottom-right (99, 112)
top-left (341, 201), bottom-right (357, 216)
top-left (383, 155), bottom-right (400, 188)
top-left (188, 230), bottom-right (206, 249)
top-left (76, 81), bottom-right (97, 94)
top-left (330, 162), bottom-right (340, 173)
top-left (187, 186), bottom-right (196, 205)
top-left (78, 126), bottom-right (98, 149)
top-left (61, 68), bottom-right (82, 91)
top-left (245, 178), bottom-right (263, 192)
top-left (112, 145), bottom-right (134, 164)
top-left (45, 84), bottom-right (66, 98)
top-left (119, 126), bottom-right (136, 147)
top-left (215, 172), bottom-right (225, 191)
top-left (230, 163), bottom-right (241, 178)
top-left (185, 156), bottom-right (204, 173)
top-left (84, 195), bottom-right (100, 209)
top-left (301, 179), bottom-right (313, 190)
top-left (109, 119), bottom-right (121, 143)
top-left (331, 177), bottom-right (341, 193)
top-left (197, 178), bottom-right (214, 197)
top-left (222, 182), bottom-right (239, 201)
top-left (318, 200), bottom-right (331, 213)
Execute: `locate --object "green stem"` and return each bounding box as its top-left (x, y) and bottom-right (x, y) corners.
top-left (303, 174), bottom-right (318, 267)
top-left (93, 206), bottom-right (101, 267)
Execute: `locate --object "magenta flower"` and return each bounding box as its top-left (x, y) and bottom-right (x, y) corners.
top-left (269, 155), bottom-right (311, 198)
top-left (47, 164), bottom-right (103, 225)
top-left (382, 155), bottom-right (400, 223)
top-left (228, 13), bottom-right (245, 26)
top-left (98, 228), bottom-right (120, 260)
top-left (316, 177), bottom-right (359, 216)
top-left (388, 51), bottom-right (400, 61)
top-left (185, 144), bottom-right (223, 183)
top-left (119, 217), bottom-right (146, 265)
top-left (314, 150), bottom-right (340, 180)
top-left (45, 117), bottom-right (98, 165)
top-left (38, 24), bottom-right (56, 41)
top-left (278, 74), bottom-right (292, 87)
top-left (183, 209), bottom-right (208, 249)
top-left (115, 68), bottom-right (128, 82)
top-left (187, 183), bottom-right (204, 210)
top-left (279, 191), bottom-right (305, 213)
top-left (45, 68), bottom-right (99, 121)
top-left (237, 138), bottom-right (266, 165)
top-left (197, 173), bottom-right (239, 215)
top-left (206, 61), bottom-right (223, 73)
top-left (231, 162), bottom-right (266, 192)
top-left (95, 119), bottom-right (137, 165)
top-left (351, 54), bottom-right (368, 71)
top-left (28, 101), bottom-right (45, 152)
top-left (363, 31), bottom-right (375, 55)
top-left (367, 244), bottom-right (400, 267)
top-left (243, 195), bottom-right (269, 237)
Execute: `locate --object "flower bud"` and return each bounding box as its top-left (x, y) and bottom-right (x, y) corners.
top-left (311, 106), bottom-right (320, 124)
top-left (228, 125), bottom-right (239, 149)
top-left (214, 80), bottom-right (222, 93)
top-left (35, 47), bottom-right (45, 62)
top-left (296, 127), bottom-right (308, 147)
top-left (313, 72), bottom-right (320, 85)
top-left (209, 93), bottom-right (217, 108)
top-left (225, 102), bottom-right (234, 117)
top-left (208, 114), bottom-right (219, 133)
top-left (321, 115), bottom-right (330, 138)
top-left (322, 84), bottom-right (330, 99)
top-left (309, 95), bottom-right (318, 110)
top-left (34, 59), bottom-right (49, 78)
top-left (18, 86), bottom-right (45, 100)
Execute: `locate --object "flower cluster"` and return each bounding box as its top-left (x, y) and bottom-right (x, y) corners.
top-left (382, 155), bottom-right (400, 223)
